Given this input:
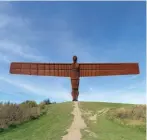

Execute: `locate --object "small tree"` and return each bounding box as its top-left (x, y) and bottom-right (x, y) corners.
top-left (43, 99), bottom-right (51, 104)
top-left (21, 100), bottom-right (38, 107)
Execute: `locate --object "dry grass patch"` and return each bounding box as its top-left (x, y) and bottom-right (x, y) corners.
top-left (106, 104), bottom-right (146, 131)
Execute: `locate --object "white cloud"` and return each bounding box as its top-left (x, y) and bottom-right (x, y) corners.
top-left (0, 52), bottom-right (10, 63)
top-left (0, 3), bottom-right (48, 62)
top-left (0, 75), bottom-right (71, 100)
top-left (127, 79), bottom-right (145, 90)
top-left (89, 87), bottom-right (93, 91)
top-left (79, 91), bottom-right (146, 104)
top-left (0, 40), bottom-right (45, 61)
top-left (0, 2), bottom-right (120, 64)
top-left (0, 75), bottom-right (145, 104)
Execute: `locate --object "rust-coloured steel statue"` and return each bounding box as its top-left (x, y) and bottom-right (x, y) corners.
top-left (9, 56), bottom-right (139, 101)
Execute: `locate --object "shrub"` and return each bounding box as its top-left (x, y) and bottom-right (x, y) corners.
top-left (0, 101), bottom-right (41, 130)
top-left (108, 105), bottom-right (146, 121)
top-left (21, 100), bottom-right (38, 107)
top-left (39, 102), bottom-right (46, 110)
top-left (0, 99), bottom-right (53, 130)
top-left (106, 105), bottom-right (146, 129)
top-left (43, 99), bottom-right (51, 105)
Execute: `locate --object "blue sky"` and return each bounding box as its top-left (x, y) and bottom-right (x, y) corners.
top-left (0, 2), bottom-right (146, 104)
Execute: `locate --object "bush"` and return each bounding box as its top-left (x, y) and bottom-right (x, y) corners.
top-left (0, 101), bottom-right (41, 130)
top-left (39, 102), bottom-right (46, 110)
top-left (0, 99), bottom-right (53, 130)
top-left (106, 105), bottom-right (146, 130)
top-left (43, 99), bottom-right (51, 105)
top-left (21, 100), bottom-right (38, 107)
top-left (107, 105), bottom-right (146, 121)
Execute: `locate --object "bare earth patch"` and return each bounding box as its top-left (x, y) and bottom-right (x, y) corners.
top-left (62, 101), bottom-right (87, 140)
top-left (82, 108), bottom-right (110, 123)
top-left (89, 114), bottom-right (97, 123)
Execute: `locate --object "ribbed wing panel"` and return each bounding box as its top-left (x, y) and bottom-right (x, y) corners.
top-left (79, 63), bottom-right (139, 77)
top-left (10, 62), bottom-right (72, 77)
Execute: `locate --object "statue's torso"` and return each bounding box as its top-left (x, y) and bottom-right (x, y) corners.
top-left (71, 63), bottom-right (79, 79)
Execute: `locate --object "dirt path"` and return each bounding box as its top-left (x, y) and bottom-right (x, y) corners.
top-left (62, 101), bottom-right (87, 140)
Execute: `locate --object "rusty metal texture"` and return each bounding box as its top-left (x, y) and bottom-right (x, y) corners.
top-left (71, 63), bottom-right (80, 79)
top-left (9, 56), bottom-right (140, 101)
top-left (79, 63), bottom-right (139, 77)
top-left (71, 79), bottom-right (79, 89)
top-left (71, 90), bottom-right (79, 101)
top-left (10, 62), bottom-right (71, 77)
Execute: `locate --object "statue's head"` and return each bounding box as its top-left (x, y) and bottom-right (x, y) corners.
top-left (73, 55), bottom-right (77, 63)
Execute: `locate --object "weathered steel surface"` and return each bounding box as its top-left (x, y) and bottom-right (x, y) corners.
top-left (10, 62), bottom-right (71, 77)
top-left (79, 63), bottom-right (139, 77)
top-left (9, 56), bottom-right (140, 101)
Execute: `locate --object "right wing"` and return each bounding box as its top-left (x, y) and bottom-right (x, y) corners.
top-left (79, 63), bottom-right (139, 77)
top-left (10, 62), bottom-right (72, 77)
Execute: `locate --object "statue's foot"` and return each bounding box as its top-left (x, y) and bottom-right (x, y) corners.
top-left (72, 99), bottom-right (78, 101)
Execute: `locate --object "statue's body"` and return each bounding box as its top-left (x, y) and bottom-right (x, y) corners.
top-left (9, 55), bottom-right (139, 101)
top-left (71, 56), bottom-right (80, 101)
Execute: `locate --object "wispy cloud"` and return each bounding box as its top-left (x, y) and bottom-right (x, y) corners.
top-left (0, 75), bottom-right (71, 101)
top-left (0, 3), bottom-right (48, 63)
top-left (79, 91), bottom-right (146, 104)
top-left (0, 52), bottom-right (10, 63)
top-left (0, 40), bottom-right (45, 61)
top-left (0, 74), bottom-right (145, 104)
top-left (0, 3), bottom-right (127, 64)
top-left (0, 70), bottom-right (145, 104)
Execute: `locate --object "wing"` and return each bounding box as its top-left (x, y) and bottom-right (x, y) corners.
top-left (79, 63), bottom-right (139, 77)
top-left (10, 62), bottom-right (71, 77)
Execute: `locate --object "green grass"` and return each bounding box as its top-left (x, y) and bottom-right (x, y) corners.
top-left (0, 102), bottom-right (73, 140)
top-left (0, 101), bottom-right (145, 140)
top-left (79, 102), bottom-right (146, 140)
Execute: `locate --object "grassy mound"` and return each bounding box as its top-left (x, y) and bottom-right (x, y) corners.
top-left (79, 102), bottom-right (146, 140)
top-left (0, 102), bottom-right (73, 140)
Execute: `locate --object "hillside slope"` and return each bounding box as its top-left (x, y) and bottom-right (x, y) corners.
top-left (79, 102), bottom-right (146, 140)
top-left (0, 101), bottom-right (145, 140)
top-left (0, 102), bottom-right (73, 140)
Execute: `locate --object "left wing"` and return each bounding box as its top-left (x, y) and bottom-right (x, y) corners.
top-left (10, 62), bottom-right (72, 77)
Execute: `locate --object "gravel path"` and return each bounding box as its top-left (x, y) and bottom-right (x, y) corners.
top-left (62, 101), bottom-right (87, 140)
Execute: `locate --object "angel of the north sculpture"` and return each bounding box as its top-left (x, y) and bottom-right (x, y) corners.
top-left (9, 55), bottom-right (139, 101)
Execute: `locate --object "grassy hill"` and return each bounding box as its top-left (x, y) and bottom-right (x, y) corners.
top-left (0, 101), bottom-right (146, 140)
top-left (79, 102), bottom-right (146, 140)
top-left (0, 102), bottom-right (73, 140)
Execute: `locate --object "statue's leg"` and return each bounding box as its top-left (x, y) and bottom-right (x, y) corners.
top-left (71, 90), bottom-right (79, 101)
top-left (71, 78), bottom-right (80, 101)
